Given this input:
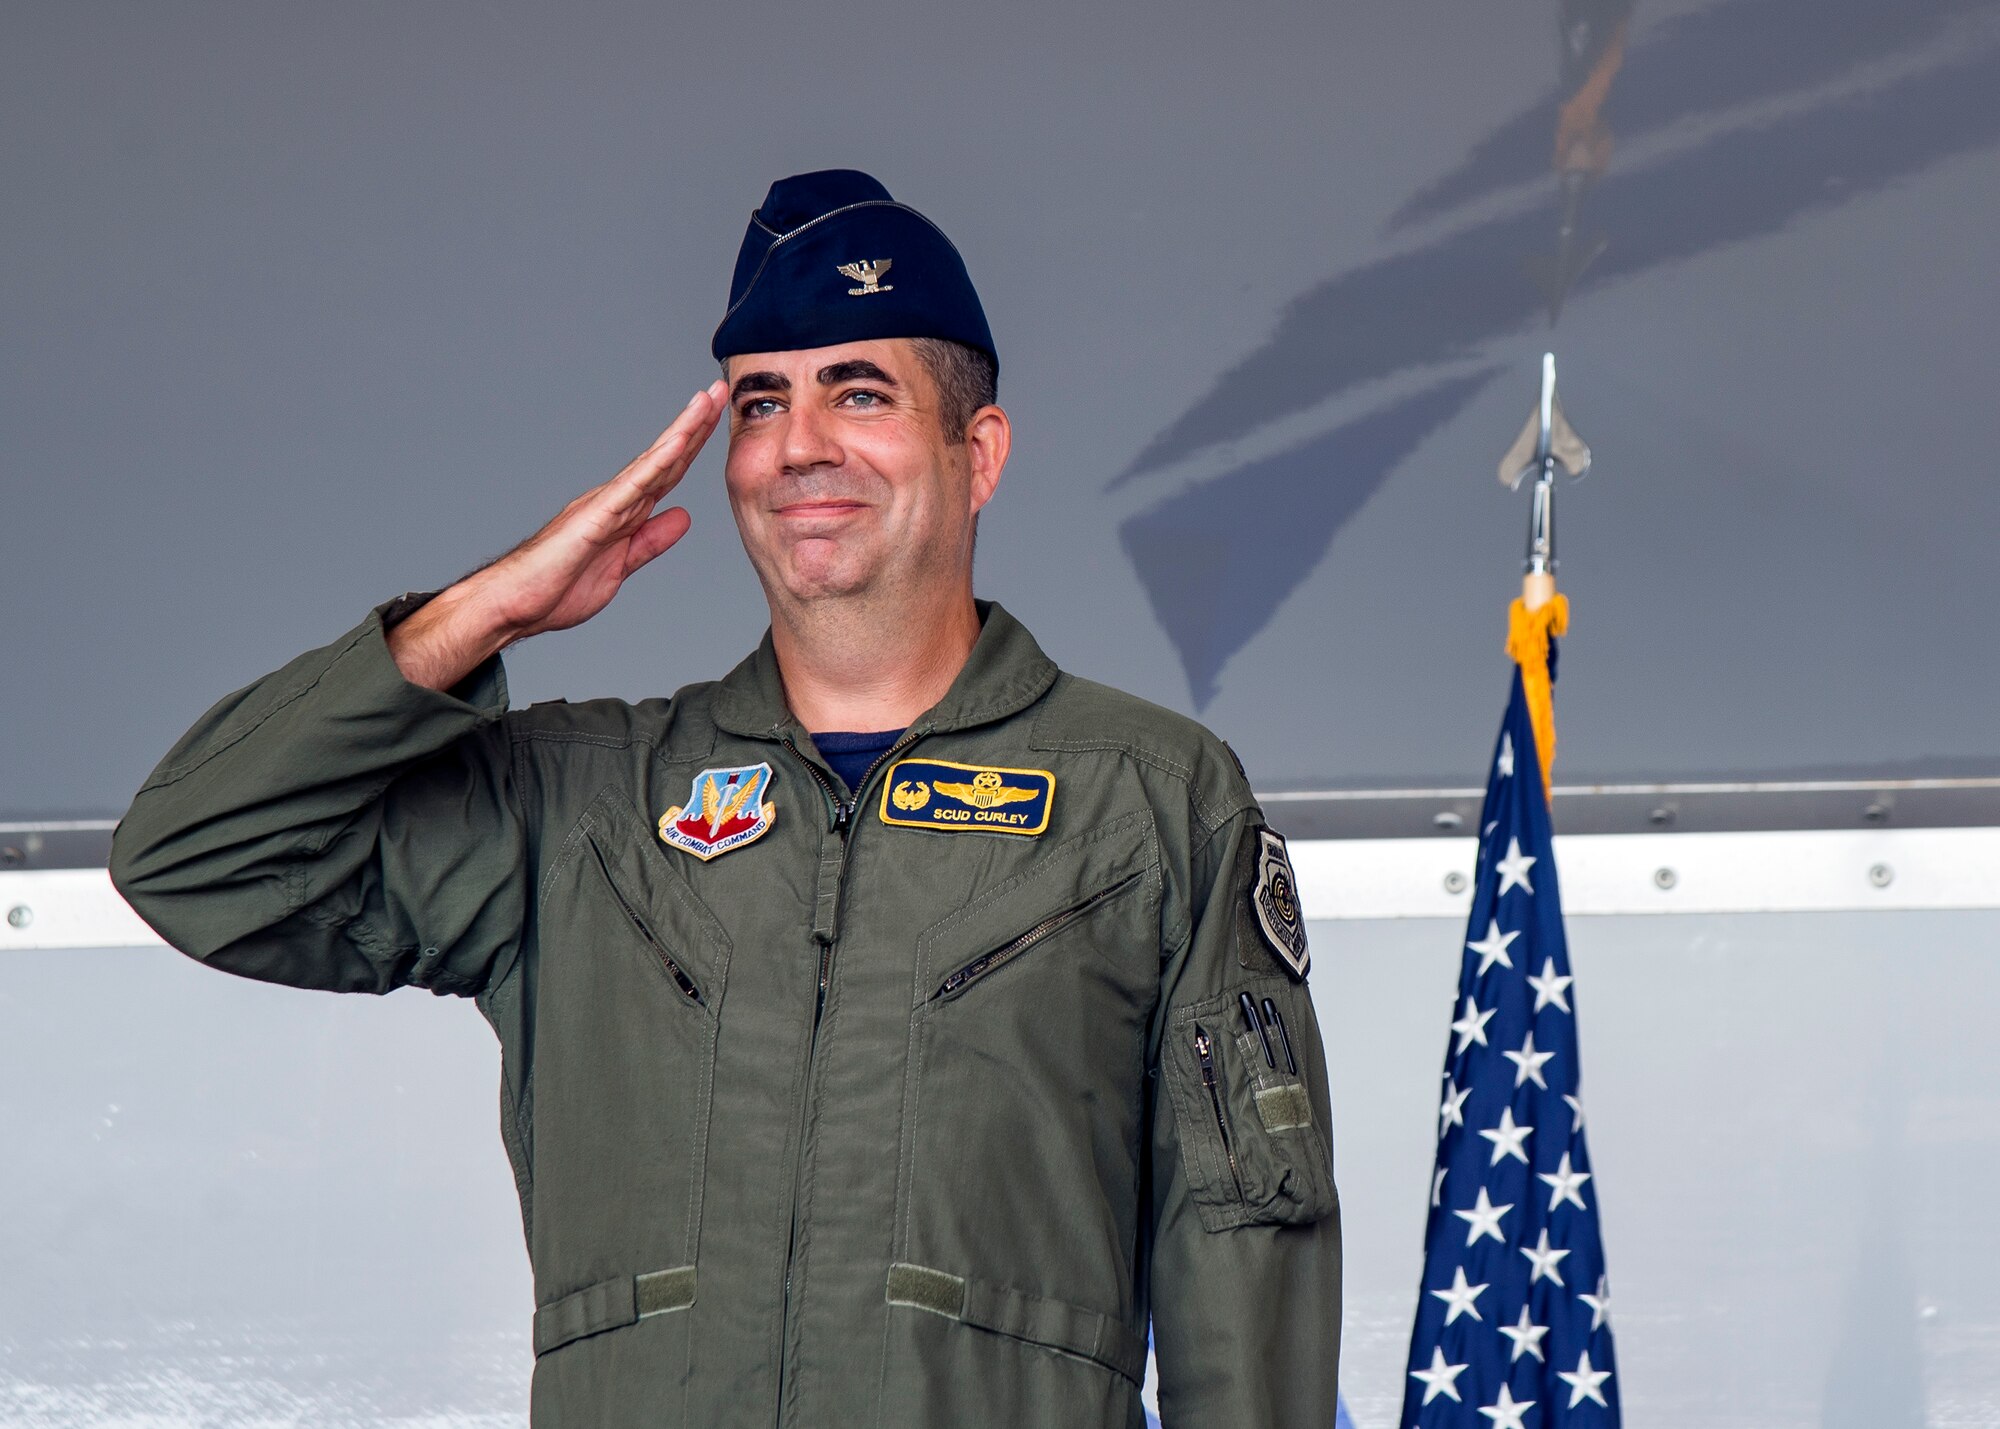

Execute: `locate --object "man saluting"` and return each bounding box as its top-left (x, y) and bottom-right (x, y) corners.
top-left (111, 169), bottom-right (1342, 1427)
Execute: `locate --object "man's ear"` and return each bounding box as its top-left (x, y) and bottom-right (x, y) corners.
top-left (964, 405), bottom-right (1010, 515)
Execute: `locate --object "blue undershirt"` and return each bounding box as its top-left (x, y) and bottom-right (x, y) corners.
top-left (809, 728), bottom-right (908, 796)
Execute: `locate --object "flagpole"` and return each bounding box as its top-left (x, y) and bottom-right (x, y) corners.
top-left (1501, 350), bottom-right (1587, 791)
top-left (1504, 348), bottom-right (1591, 614)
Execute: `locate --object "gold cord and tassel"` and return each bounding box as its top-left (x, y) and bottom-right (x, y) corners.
top-left (1505, 592), bottom-right (1569, 803)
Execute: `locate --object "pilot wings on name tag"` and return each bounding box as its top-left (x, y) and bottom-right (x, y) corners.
top-left (878, 759), bottom-right (1055, 837)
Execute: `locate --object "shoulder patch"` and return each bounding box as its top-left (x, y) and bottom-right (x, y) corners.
top-left (878, 759), bottom-right (1054, 836)
top-left (1250, 827), bottom-right (1310, 980)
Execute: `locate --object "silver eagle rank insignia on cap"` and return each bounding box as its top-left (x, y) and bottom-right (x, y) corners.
top-left (838, 259), bottom-right (894, 296)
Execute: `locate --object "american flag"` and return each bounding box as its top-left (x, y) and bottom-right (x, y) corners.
top-left (1399, 617), bottom-right (1620, 1427)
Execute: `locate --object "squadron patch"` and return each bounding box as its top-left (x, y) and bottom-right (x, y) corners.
top-left (877, 759), bottom-right (1054, 837)
top-left (658, 763), bottom-right (776, 861)
top-left (1250, 827), bottom-right (1310, 980)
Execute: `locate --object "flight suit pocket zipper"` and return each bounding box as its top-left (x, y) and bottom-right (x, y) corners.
top-left (1193, 1023), bottom-right (1244, 1199)
top-left (931, 870), bottom-right (1145, 1002)
top-left (586, 839), bottom-right (706, 1005)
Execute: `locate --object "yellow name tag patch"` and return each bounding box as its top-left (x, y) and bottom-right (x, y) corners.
top-left (878, 759), bottom-right (1055, 836)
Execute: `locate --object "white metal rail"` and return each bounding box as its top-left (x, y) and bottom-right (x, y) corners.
top-left (5, 826), bottom-right (1997, 950)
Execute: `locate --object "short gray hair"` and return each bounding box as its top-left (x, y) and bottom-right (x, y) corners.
top-left (908, 337), bottom-right (998, 443)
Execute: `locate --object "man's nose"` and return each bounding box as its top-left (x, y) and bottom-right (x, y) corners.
top-left (780, 398), bottom-right (844, 472)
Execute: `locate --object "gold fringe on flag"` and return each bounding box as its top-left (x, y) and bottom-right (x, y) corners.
top-left (1504, 593), bottom-right (1570, 803)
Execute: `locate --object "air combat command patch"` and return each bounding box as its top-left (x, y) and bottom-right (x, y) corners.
top-left (1251, 826), bottom-right (1310, 979)
top-left (878, 759), bottom-right (1054, 836)
top-left (658, 763), bottom-right (777, 861)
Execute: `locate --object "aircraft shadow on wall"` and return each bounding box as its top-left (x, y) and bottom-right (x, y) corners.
top-left (1117, 0), bottom-right (2000, 709)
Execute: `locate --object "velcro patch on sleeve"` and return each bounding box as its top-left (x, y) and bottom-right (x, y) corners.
top-left (1254, 1083), bottom-right (1314, 1132)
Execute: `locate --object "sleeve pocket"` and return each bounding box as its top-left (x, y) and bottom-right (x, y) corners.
top-left (1162, 981), bottom-right (1337, 1233)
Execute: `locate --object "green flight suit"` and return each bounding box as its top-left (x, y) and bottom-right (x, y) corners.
top-left (110, 593), bottom-right (1342, 1427)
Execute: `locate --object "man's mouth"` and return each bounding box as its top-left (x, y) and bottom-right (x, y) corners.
top-left (776, 499), bottom-right (869, 517)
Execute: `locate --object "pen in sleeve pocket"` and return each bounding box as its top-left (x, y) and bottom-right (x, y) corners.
top-left (1263, 996), bottom-right (1297, 1076)
top-left (1240, 991), bottom-right (1275, 1067)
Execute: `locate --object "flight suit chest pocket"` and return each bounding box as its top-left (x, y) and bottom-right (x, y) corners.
top-left (1163, 979), bottom-right (1337, 1232)
top-left (573, 787), bottom-right (731, 1013)
top-left (526, 786), bottom-right (732, 1312)
top-left (913, 809), bottom-right (1160, 1011)
top-left (887, 811), bottom-right (1162, 1366)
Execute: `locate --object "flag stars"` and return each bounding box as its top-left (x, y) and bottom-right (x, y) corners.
top-left (1452, 997), bottom-right (1497, 1055)
top-left (1494, 837), bottom-right (1537, 896)
top-left (1498, 1305), bottom-right (1549, 1363)
top-left (1479, 1106), bottom-right (1533, 1166)
top-left (1412, 681), bottom-right (1618, 1428)
top-left (1539, 1152), bottom-right (1592, 1211)
top-left (1521, 1227), bottom-right (1571, 1286)
top-left (1468, 920), bottom-right (1521, 976)
top-left (1580, 1274), bottom-right (1612, 1331)
top-left (1478, 1383), bottom-right (1536, 1429)
top-left (1454, 1186), bottom-right (1514, 1247)
top-left (1431, 1265), bottom-right (1490, 1324)
top-left (1558, 1349), bottom-right (1614, 1408)
top-left (1526, 957), bottom-right (1574, 1013)
top-left (1503, 1031), bottom-right (1556, 1089)
top-left (1409, 1346), bottom-right (1470, 1405)
top-left (1440, 1077), bottom-right (1472, 1138)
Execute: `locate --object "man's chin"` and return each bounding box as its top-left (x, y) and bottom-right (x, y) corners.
top-left (777, 540), bottom-right (879, 602)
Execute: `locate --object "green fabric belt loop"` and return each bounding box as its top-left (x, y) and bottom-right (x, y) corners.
top-left (533, 1276), bottom-right (635, 1356)
top-left (533, 1264), bottom-right (698, 1356)
top-left (884, 1262), bottom-right (1147, 1387)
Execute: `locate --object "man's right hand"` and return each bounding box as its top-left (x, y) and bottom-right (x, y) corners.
top-left (387, 380), bottom-right (729, 692)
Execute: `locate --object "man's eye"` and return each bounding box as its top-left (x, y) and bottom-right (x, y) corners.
top-left (840, 389), bottom-right (886, 408)
top-left (740, 398), bottom-right (781, 419)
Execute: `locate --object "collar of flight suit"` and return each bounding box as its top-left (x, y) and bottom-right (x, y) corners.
top-left (709, 598), bottom-right (1060, 743)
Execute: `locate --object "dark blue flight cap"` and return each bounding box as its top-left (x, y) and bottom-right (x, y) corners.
top-left (711, 169), bottom-right (996, 371)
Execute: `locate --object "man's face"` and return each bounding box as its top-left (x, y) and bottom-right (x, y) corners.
top-left (721, 338), bottom-right (997, 607)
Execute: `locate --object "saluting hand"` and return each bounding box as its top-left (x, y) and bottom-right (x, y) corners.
top-left (386, 381), bottom-right (728, 691)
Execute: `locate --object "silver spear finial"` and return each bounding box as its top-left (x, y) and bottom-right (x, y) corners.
top-left (1497, 352), bottom-right (1591, 577)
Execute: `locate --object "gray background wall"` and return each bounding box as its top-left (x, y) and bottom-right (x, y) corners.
top-left (6, 0), bottom-right (1998, 818)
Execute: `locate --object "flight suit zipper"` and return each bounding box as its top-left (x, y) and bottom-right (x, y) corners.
top-left (771, 728), bottom-right (922, 1426)
top-left (1193, 1024), bottom-right (1244, 1198)
top-left (932, 870), bottom-right (1144, 1001)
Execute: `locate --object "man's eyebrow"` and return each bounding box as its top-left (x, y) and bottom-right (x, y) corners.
top-left (816, 359), bottom-right (898, 387)
top-left (730, 370), bottom-right (790, 399)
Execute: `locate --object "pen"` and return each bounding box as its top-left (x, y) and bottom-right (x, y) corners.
top-left (1263, 997), bottom-right (1297, 1076)
top-left (1240, 991), bottom-right (1275, 1067)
